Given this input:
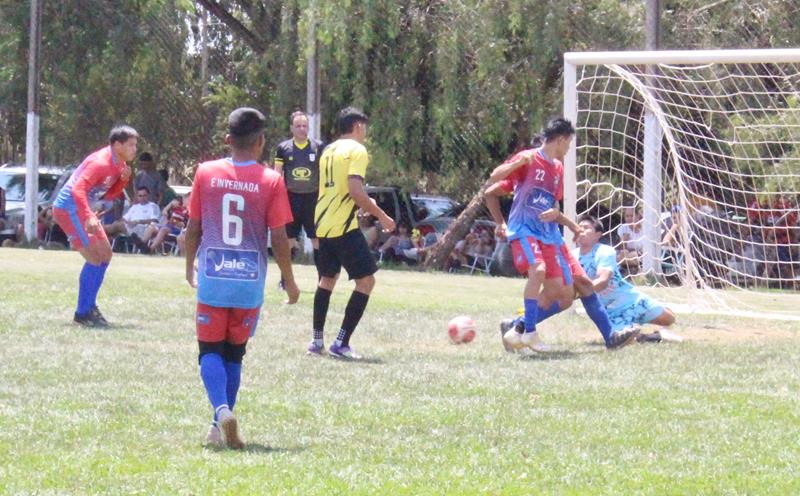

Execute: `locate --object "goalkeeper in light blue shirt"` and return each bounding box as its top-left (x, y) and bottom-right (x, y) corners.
top-left (572, 215), bottom-right (676, 337)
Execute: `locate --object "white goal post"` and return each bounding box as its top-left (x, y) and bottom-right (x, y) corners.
top-left (563, 49), bottom-right (800, 318)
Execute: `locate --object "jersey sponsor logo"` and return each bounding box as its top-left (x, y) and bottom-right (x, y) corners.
top-left (309, 153), bottom-right (316, 161)
top-left (291, 167), bottom-right (312, 180)
top-left (204, 248), bottom-right (259, 280)
top-left (197, 313), bottom-right (210, 325)
top-left (524, 188), bottom-right (555, 212)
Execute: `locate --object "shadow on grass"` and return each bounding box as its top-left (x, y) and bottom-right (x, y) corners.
top-left (518, 348), bottom-right (605, 360)
top-left (330, 356), bottom-right (385, 365)
top-left (205, 443), bottom-right (307, 454)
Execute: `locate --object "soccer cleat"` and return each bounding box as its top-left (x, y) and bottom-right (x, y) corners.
top-left (328, 343), bottom-right (362, 360)
top-left (658, 328), bottom-right (684, 343)
top-left (500, 319), bottom-right (516, 353)
top-left (607, 325), bottom-right (641, 349)
top-left (636, 330), bottom-right (662, 343)
top-left (503, 329), bottom-right (524, 352)
top-left (90, 307), bottom-right (109, 328)
top-left (306, 341), bottom-right (325, 356)
top-left (520, 331), bottom-right (551, 353)
top-left (205, 424), bottom-right (223, 448)
top-left (73, 312), bottom-right (96, 327)
top-left (217, 408), bottom-right (245, 450)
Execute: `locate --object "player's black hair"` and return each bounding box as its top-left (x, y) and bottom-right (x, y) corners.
top-left (530, 132), bottom-right (545, 148)
top-left (139, 152), bottom-right (153, 162)
top-left (542, 118), bottom-right (575, 142)
top-left (337, 106), bottom-right (369, 135)
top-left (159, 169), bottom-right (168, 181)
top-left (228, 107), bottom-right (266, 149)
top-left (290, 110), bottom-right (307, 125)
top-left (108, 125), bottom-right (139, 145)
top-left (578, 214), bottom-right (604, 233)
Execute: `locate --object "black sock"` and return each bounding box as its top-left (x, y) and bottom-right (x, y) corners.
top-left (340, 291), bottom-right (370, 347)
top-left (313, 287), bottom-right (332, 339)
top-left (313, 248), bottom-right (321, 281)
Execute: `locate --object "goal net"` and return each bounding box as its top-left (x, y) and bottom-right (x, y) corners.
top-left (563, 49), bottom-right (800, 319)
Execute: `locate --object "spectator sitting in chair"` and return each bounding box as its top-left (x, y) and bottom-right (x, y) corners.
top-left (358, 211), bottom-right (380, 252)
top-left (616, 206), bottom-right (644, 275)
top-left (105, 186), bottom-right (160, 251)
top-left (143, 195), bottom-right (188, 254)
top-left (377, 223), bottom-right (415, 262)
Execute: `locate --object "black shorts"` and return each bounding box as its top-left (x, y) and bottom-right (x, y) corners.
top-left (286, 191), bottom-right (317, 240)
top-left (318, 229), bottom-right (378, 280)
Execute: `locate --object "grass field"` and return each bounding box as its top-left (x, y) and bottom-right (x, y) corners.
top-left (1, 248), bottom-right (799, 495)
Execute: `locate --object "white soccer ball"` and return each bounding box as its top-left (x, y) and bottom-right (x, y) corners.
top-left (448, 315), bottom-right (476, 344)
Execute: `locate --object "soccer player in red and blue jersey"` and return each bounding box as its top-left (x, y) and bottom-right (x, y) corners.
top-left (184, 108), bottom-right (298, 449)
top-left (52, 126), bottom-right (138, 327)
top-left (485, 118), bottom-right (639, 352)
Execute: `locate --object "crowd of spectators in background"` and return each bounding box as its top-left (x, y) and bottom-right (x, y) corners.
top-left (612, 193), bottom-right (799, 288)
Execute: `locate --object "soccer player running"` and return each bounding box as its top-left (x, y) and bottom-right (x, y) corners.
top-left (274, 110), bottom-right (325, 280)
top-left (52, 126), bottom-right (138, 327)
top-left (573, 215), bottom-right (677, 340)
top-left (309, 107), bottom-right (395, 359)
top-left (485, 118), bottom-right (639, 353)
top-left (184, 108), bottom-right (299, 449)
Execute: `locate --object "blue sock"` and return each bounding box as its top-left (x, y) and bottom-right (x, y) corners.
top-left (200, 353), bottom-right (229, 416)
top-left (537, 301), bottom-right (561, 324)
top-left (76, 262), bottom-right (101, 315)
top-left (88, 262), bottom-right (108, 309)
top-left (581, 293), bottom-right (612, 345)
top-left (523, 298), bottom-right (539, 333)
top-left (224, 361), bottom-right (242, 411)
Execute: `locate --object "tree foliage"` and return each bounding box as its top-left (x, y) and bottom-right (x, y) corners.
top-left (0, 0), bottom-right (797, 195)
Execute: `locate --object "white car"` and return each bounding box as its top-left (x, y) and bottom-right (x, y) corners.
top-left (0, 164), bottom-right (72, 233)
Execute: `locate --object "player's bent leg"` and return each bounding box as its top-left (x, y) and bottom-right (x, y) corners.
top-left (649, 308), bottom-right (676, 327)
top-left (571, 273), bottom-right (614, 345)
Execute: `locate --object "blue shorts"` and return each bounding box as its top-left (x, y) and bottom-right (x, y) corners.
top-left (606, 294), bottom-right (665, 332)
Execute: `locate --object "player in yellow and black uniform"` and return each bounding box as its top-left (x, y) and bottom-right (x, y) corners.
top-left (309, 107), bottom-right (395, 360)
top-left (274, 110), bottom-right (324, 278)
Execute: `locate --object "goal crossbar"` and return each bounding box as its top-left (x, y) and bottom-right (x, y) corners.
top-left (564, 48), bottom-right (800, 66)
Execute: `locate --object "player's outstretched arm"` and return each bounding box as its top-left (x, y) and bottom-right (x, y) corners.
top-left (270, 225), bottom-right (299, 304)
top-left (348, 176), bottom-right (395, 233)
top-left (488, 151), bottom-right (532, 184)
top-left (184, 218), bottom-right (201, 288)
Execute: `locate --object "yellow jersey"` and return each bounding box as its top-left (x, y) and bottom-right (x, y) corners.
top-left (314, 138), bottom-right (369, 238)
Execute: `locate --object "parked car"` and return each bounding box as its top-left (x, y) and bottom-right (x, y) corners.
top-left (0, 164), bottom-right (73, 233)
top-left (365, 186), bottom-right (454, 235)
top-left (364, 185), bottom-right (518, 276)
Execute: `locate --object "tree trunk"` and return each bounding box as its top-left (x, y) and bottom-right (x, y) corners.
top-left (196, 0), bottom-right (265, 54)
top-left (423, 185), bottom-right (487, 271)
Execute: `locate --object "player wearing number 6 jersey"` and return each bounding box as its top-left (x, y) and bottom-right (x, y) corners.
top-left (184, 108), bottom-right (299, 449)
top-left (309, 107), bottom-right (395, 359)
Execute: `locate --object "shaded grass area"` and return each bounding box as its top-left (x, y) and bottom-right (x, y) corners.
top-left (1, 248), bottom-right (799, 494)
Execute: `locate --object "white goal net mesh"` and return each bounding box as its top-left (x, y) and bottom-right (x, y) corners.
top-left (570, 52), bottom-right (800, 318)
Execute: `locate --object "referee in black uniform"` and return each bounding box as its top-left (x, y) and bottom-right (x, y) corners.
top-left (274, 110), bottom-right (325, 278)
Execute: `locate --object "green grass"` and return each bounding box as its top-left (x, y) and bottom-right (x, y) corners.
top-left (1, 248), bottom-right (799, 495)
